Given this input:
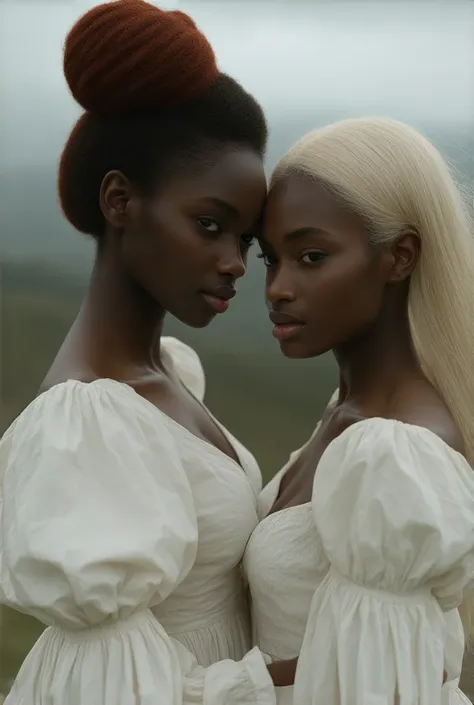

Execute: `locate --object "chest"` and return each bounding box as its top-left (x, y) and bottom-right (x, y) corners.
top-left (140, 376), bottom-right (241, 467)
top-left (269, 413), bottom-right (346, 515)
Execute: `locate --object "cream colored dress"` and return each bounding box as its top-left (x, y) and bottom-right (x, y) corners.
top-left (0, 337), bottom-right (275, 705)
top-left (245, 407), bottom-right (474, 705)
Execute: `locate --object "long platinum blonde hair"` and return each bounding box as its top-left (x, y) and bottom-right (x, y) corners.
top-left (272, 116), bottom-right (474, 637)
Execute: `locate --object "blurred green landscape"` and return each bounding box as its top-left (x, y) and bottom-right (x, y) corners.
top-left (1, 120), bottom-right (473, 693)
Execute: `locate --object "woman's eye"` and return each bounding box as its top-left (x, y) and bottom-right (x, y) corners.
top-left (197, 217), bottom-right (221, 233)
top-left (300, 252), bottom-right (326, 264)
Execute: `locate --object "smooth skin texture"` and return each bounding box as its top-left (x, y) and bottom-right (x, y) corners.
top-left (43, 147), bottom-right (266, 461)
top-left (258, 172), bottom-right (461, 689)
top-left (259, 171), bottom-right (463, 523)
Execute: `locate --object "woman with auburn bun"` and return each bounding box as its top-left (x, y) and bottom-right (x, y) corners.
top-left (243, 116), bottom-right (474, 705)
top-left (0, 1), bottom-right (293, 703)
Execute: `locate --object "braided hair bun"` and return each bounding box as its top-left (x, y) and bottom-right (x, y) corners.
top-left (63, 0), bottom-right (220, 114)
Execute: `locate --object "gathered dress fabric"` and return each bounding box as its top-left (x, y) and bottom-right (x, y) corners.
top-left (0, 337), bottom-right (275, 705)
top-left (245, 409), bottom-right (474, 705)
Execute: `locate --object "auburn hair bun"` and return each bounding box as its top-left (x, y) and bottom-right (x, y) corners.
top-left (63, 0), bottom-right (220, 115)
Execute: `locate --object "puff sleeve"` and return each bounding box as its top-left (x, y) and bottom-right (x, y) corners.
top-left (294, 419), bottom-right (474, 705)
top-left (0, 379), bottom-right (274, 705)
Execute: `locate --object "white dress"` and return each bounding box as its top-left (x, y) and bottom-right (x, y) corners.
top-left (245, 412), bottom-right (474, 705)
top-left (0, 337), bottom-right (275, 705)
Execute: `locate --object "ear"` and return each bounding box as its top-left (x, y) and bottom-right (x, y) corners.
top-left (99, 170), bottom-right (135, 230)
top-left (387, 229), bottom-right (420, 283)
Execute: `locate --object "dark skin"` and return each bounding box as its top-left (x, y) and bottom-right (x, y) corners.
top-left (42, 147), bottom-right (267, 459)
top-left (40, 145), bottom-right (297, 686)
top-left (259, 172), bottom-right (462, 688)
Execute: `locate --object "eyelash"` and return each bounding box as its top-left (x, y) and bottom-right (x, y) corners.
top-left (256, 252), bottom-right (273, 267)
top-left (197, 217), bottom-right (255, 248)
top-left (300, 252), bottom-right (326, 264)
top-left (257, 251), bottom-right (326, 267)
top-left (197, 216), bottom-right (222, 234)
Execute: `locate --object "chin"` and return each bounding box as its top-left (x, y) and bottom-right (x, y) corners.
top-left (190, 317), bottom-right (216, 329)
top-left (278, 339), bottom-right (330, 359)
top-left (174, 309), bottom-right (216, 329)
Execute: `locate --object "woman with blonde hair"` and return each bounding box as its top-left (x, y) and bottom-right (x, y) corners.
top-left (244, 116), bottom-right (474, 705)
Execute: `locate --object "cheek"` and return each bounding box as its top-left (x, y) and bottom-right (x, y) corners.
top-left (123, 203), bottom-right (164, 260)
top-left (264, 268), bottom-right (272, 292)
top-left (316, 256), bottom-right (384, 321)
top-left (136, 204), bottom-right (202, 265)
top-left (121, 212), bottom-right (187, 294)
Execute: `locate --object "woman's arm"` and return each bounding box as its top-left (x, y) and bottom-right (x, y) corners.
top-left (1, 381), bottom-right (276, 705)
top-left (293, 420), bottom-right (474, 705)
top-left (267, 659), bottom-right (298, 687)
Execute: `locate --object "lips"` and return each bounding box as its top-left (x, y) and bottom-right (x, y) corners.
top-left (205, 285), bottom-right (236, 302)
top-left (201, 285), bottom-right (236, 314)
top-left (269, 309), bottom-right (305, 342)
top-left (269, 310), bottom-right (304, 326)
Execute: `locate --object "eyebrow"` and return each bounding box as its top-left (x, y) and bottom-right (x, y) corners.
top-left (198, 197), bottom-right (240, 220)
top-left (284, 227), bottom-right (326, 242)
top-left (259, 226), bottom-right (325, 246)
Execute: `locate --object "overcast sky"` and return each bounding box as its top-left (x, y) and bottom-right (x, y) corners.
top-left (1, 0), bottom-right (473, 167)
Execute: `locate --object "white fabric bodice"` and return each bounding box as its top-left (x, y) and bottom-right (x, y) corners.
top-left (150, 393), bottom-right (259, 664)
top-left (244, 417), bottom-right (474, 705)
top-left (246, 471), bottom-right (326, 661)
top-left (0, 337), bottom-right (275, 705)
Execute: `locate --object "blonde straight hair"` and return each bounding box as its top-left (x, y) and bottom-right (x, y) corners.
top-left (272, 117), bottom-right (474, 638)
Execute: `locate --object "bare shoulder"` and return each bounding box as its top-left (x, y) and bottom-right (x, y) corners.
top-left (392, 392), bottom-right (465, 456)
top-left (331, 383), bottom-right (465, 457)
top-left (39, 367), bottom-right (99, 396)
top-left (406, 413), bottom-right (464, 455)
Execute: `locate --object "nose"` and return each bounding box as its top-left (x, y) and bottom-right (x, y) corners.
top-left (216, 244), bottom-right (246, 280)
top-left (265, 265), bottom-right (296, 304)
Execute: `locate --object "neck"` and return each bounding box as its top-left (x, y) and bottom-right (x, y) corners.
top-left (74, 246), bottom-right (166, 376)
top-left (334, 294), bottom-right (422, 404)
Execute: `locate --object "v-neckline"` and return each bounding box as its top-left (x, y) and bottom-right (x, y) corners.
top-left (104, 363), bottom-right (245, 475)
top-left (158, 388), bottom-right (245, 473)
top-left (264, 421), bottom-right (322, 518)
top-left (160, 345), bottom-right (245, 471)
top-left (43, 374), bottom-right (247, 474)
